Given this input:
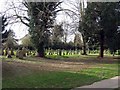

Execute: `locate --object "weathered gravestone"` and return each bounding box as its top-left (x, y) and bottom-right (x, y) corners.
top-left (18, 50), bottom-right (23, 59)
top-left (16, 48), bottom-right (23, 59)
top-left (7, 50), bottom-right (12, 58)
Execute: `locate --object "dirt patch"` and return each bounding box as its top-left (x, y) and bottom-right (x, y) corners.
top-left (2, 56), bottom-right (119, 78)
top-left (2, 59), bottom-right (93, 72)
top-left (2, 61), bottom-right (33, 78)
top-left (2, 58), bottom-right (93, 78)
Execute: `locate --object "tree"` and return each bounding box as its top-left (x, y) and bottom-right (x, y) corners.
top-left (3, 30), bottom-right (17, 49)
top-left (74, 33), bottom-right (83, 49)
top-left (56, 0), bottom-right (87, 55)
top-left (27, 2), bottom-right (62, 57)
top-left (1, 15), bottom-right (12, 56)
top-left (1, 15), bottom-right (9, 43)
top-left (79, 1), bottom-right (88, 55)
top-left (21, 34), bottom-right (34, 50)
top-left (3, 1), bottom-right (62, 57)
top-left (51, 24), bottom-right (64, 46)
top-left (81, 2), bottom-right (120, 57)
top-left (50, 24), bottom-right (64, 56)
top-left (3, 29), bottom-right (18, 56)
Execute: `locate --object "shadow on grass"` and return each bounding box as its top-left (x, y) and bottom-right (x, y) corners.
top-left (22, 56), bottom-right (119, 65)
top-left (2, 71), bottom-right (103, 88)
top-left (3, 54), bottom-right (119, 65)
top-left (2, 59), bottom-right (119, 89)
top-left (45, 55), bottom-right (69, 60)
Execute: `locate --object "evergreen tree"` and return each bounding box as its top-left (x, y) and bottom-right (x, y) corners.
top-left (27, 2), bottom-right (61, 57)
top-left (1, 15), bottom-right (10, 43)
top-left (80, 2), bottom-right (120, 57)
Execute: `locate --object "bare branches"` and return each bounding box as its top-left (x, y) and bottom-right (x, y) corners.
top-left (0, 0), bottom-right (30, 28)
top-left (10, 1), bottom-right (29, 27)
top-left (22, 1), bottom-right (29, 9)
top-left (23, 16), bottom-right (30, 22)
top-left (16, 15), bottom-right (29, 27)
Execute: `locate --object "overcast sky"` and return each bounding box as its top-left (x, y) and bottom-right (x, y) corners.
top-left (0, 0), bottom-right (87, 42)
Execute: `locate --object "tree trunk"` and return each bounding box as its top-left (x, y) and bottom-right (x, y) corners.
top-left (11, 48), bottom-right (14, 55)
top-left (59, 49), bottom-right (62, 56)
top-left (99, 30), bottom-right (104, 58)
top-left (37, 43), bottom-right (45, 57)
top-left (4, 49), bottom-right (8, 56)
top-left (82, 37), bottom-right (87, 55)
top-left (83, 45), bottom-right (87, 55)
top-left (2, 49), bottom-right (4, 55)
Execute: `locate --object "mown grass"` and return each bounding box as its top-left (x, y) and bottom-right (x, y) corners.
top-left (46, 54), bottom-right (119, 60)
top-left (45, 54), bottom-right (98, 60)
top-left (2, 71), bottom-right (100, 88)
top-left (46, 55), bottom-right (69, 60)
top-left (79, 64), bottom-right (119, 79)
top-left (2, 63), bottom-right (119, 89)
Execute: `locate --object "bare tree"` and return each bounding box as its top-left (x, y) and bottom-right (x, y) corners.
top-left (59, 0), bottom-right (87, 54)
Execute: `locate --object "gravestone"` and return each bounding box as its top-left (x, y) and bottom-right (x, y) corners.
top-left (16, 50), bottom-right (19, 58)
top-left (7, 50), bottom-right (12, 58)
top-left (18, 50), bottom-right (23, 59)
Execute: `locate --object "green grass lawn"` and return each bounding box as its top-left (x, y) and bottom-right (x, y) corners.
top-left (46, 54), bottom-right (119, 60)
top-left (2, 63), bottom-right (119, 88)
top-left (46, 54), bottom-right (89, 58)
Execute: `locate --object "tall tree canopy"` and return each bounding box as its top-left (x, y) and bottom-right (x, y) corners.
top-left (3, 29), bottom-right (17, 49)
top-left (74, 33), bottom-right (83, 49)
top-left (1, 15), bottom-right (10, 43)
top-left (80, 2), bottom-right (120, 57)
top-left (2, 1), bottom-right (62, 57)
top-left (24, 2), bottom-right (62, 57)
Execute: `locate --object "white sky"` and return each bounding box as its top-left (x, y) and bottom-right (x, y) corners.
top-left (0, 0), bottom-right (87, 42)
top-left (0, 0), bottom-right (28, 39)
